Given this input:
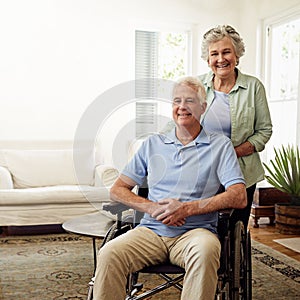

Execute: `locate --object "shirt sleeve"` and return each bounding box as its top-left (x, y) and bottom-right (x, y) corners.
top-left (217, 138), bottom-right (246, 189)
top-left (247, 79), bottom-right (273, 152)
top-left (121, 140), bottom-right (148, 186)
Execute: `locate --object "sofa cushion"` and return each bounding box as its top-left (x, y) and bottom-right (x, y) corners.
top-left (0, 185), bottom-right (110, 206)
top-left (3, 150), bottom-right (94, 188)
top-left (0, 166), bottom-right (13, 189)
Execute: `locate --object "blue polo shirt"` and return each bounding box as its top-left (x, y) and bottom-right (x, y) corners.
top-left (122, 128), bottom-right (245, 237)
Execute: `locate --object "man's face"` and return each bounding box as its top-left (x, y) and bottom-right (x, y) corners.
top-left (172, 84), bottom-right (206, 128)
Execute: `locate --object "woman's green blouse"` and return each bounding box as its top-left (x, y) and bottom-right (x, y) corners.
top-left (199, 68), bottom-right (273, 188)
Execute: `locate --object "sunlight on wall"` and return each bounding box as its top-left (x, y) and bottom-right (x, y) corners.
top-left (0, 0), bottom-right (298, 164)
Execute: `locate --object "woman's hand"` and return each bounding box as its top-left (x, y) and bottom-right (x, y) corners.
top-left (234, 141), bottom-right (255, 158)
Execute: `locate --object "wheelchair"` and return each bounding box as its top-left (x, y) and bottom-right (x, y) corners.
top-left (87, 187), bottom-right (252, 300)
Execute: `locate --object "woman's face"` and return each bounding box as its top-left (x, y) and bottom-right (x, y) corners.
top-left (207, 36), bottom-right (238, 78)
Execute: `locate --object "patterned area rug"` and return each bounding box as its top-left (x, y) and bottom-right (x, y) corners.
top-left (0, 233), bottom-right (299, 300)
top-left (251, 240), bottom-right (300, 299)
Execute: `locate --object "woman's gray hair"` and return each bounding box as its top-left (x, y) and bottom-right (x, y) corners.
top-left (201, 25), bottom-right (245, 65)
top-left (174, 76), bottom-right (206, 105)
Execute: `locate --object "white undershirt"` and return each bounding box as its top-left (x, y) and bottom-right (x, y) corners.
top-left (202, 91), bottom-right (231, 138)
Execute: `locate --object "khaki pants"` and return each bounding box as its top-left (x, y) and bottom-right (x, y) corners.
top-left (93, 226), bottom-right (221, 300)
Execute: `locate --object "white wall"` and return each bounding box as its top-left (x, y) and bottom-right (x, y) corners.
top-left (0, 0), bottom-right (239, 143)
top-left (0, 0), bottom-right (135, 141)
top-left (0, 0), bottom-right (298, 163)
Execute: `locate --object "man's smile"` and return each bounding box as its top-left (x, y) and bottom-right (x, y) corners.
top-left (178, 113), bottom-right (192, 117)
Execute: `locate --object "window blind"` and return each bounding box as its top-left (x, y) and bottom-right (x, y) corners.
top-left (135, 30), bottom-right (159, 137)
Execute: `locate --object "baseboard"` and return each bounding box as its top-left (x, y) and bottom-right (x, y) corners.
top-left (0, 224), bottom-right (65, 237)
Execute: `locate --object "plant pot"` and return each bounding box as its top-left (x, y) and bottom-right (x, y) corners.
top-left (275, 203), bottom-right (300, 234)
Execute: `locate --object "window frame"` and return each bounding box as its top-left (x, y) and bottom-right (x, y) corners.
top-left (260, 5), bottom-right (300, 156)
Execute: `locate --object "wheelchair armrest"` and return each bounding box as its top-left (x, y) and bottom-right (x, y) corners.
top-left (218, 209), bottom-right (233, 220)
top-left (102, 202), bottom-right (130, 215)
top-left (217, 209), bottom-right (233, 239)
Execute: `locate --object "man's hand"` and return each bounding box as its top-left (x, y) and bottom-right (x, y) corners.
top-left (151, 198), bottom-right (187, 226)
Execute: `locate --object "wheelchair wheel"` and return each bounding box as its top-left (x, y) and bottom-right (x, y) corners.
top-left (230, 221), bottom-right (252, 300)
top-left (101, 222), bottom-right (118, 246)
top-left (241, 230), bottom-right (252, 299)
top-left (100, 215), bottom-right (134, 247)
top-left (231, 221), bottom-right (243, 300)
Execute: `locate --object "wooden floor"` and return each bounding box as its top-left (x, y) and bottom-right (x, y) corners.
top-left (248, 217), bottom-right (300, 262)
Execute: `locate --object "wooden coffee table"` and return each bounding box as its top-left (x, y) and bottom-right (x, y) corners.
top-left (62, 211), bottom-right (115, 271)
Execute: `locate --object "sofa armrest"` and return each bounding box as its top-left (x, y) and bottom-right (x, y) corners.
top-left (0, 166), bottom-right (13, 189)
top-left (95, 165), bottom-right (119, 188)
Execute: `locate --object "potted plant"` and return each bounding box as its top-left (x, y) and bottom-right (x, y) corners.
top-left (263, 144), bottom-right (300, 234)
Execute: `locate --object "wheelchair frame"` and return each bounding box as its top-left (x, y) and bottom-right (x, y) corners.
top-left (87, 201), bottom-right (252, 300)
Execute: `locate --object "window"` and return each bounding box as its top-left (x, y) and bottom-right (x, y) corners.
top-left (262, 11), bottom-right (300, 161)
top-left (267, 20), bottom-right (300, 102)
top-left (135, 29), bottom-right (190, 138)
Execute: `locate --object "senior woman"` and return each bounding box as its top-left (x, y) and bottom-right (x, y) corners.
top-left (200, 25), bottom-right (272, 230)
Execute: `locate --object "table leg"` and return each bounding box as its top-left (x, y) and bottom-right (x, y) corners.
top-left (93, 237), bottom-right (97, 272)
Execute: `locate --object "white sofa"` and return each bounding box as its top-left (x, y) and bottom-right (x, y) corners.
top-left (0, 141), bottom-right (118, 226)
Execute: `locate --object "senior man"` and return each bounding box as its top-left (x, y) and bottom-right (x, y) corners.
top-left (93, 76), bottom-right (246, 300)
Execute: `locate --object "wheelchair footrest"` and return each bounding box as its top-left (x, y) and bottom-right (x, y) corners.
top-left (132, 283), bottom-right (143, 292)
top-left (128, 283), bottom-right (143, 298)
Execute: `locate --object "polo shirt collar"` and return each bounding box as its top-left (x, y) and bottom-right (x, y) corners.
top-left (162, 127), bottom-right (210, 145)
